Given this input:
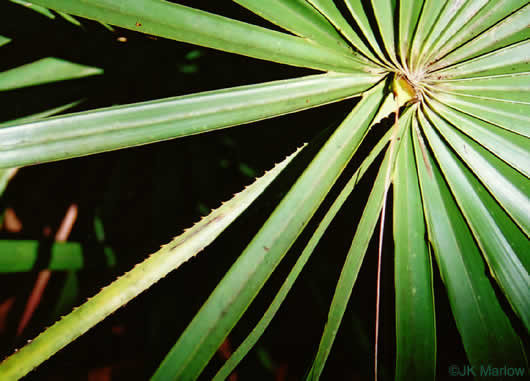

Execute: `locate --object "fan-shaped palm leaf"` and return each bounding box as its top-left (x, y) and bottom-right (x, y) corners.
top-left (0, 1), bottom-right (527, 380)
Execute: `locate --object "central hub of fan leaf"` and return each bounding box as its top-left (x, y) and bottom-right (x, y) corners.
top-left (392, 74), bottom-right (417, 105)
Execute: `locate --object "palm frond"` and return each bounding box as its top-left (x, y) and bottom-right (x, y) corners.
top-left (0, 1), bottom-right (527, 380)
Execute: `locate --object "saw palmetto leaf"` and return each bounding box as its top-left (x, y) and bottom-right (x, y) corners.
top-left (8, 0), bottom-right (55, 19)
top-left (213, 122), bottom-right (398, 381)
top-left (414, 114), bottom-right (527, 369)
top-left (370, 0), bottom-right (399, 67)
top-left (28, 0), bottom-right (377, 73)
top-left (0, 72), bottom-right (381, 168)
top-left (152, 81), bottom-right (387, 381)
top-left (307, 0), bottom-right (383, 66)
top-left (423, 105), bottom-right (530, 236)
top-left (0, 143), bottom-right (302, 381)
top-left (308, 107), bottom-right (412, 380)
top-left (417, 0), bottom-right (483, 69)
top-left (397, 0), bottom-right (423, 70)
top-left (425, 98), bottom-right (529, 177)
top-left (421, 106), bottom-right (530, 331)
top-left (429, 0), bottom-right (528, 65)
top-left (393, 121), bottom-right (436, 381)
top-left (0, 57), bottom-right (102, 91)
top-left (434, 40), bottom-right (530, 79)
top-left (0, 0), bottom-right (528, 380)
top-left (431, 3), bottom-right (530, 71)
top-left (408, 0), bottom-right (446, 72)
top-left (430, 90), bottom-right (529, 136)
top-left (233, 0), bottom-right (354, 55)
top-left (426, 72), bottom-right (530, 103)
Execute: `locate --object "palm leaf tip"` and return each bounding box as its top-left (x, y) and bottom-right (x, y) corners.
top-left (0, 143), bottom-right (303, 381)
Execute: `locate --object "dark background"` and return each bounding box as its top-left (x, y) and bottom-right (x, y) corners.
top-left (0, 1), bottom-right (471, 380)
